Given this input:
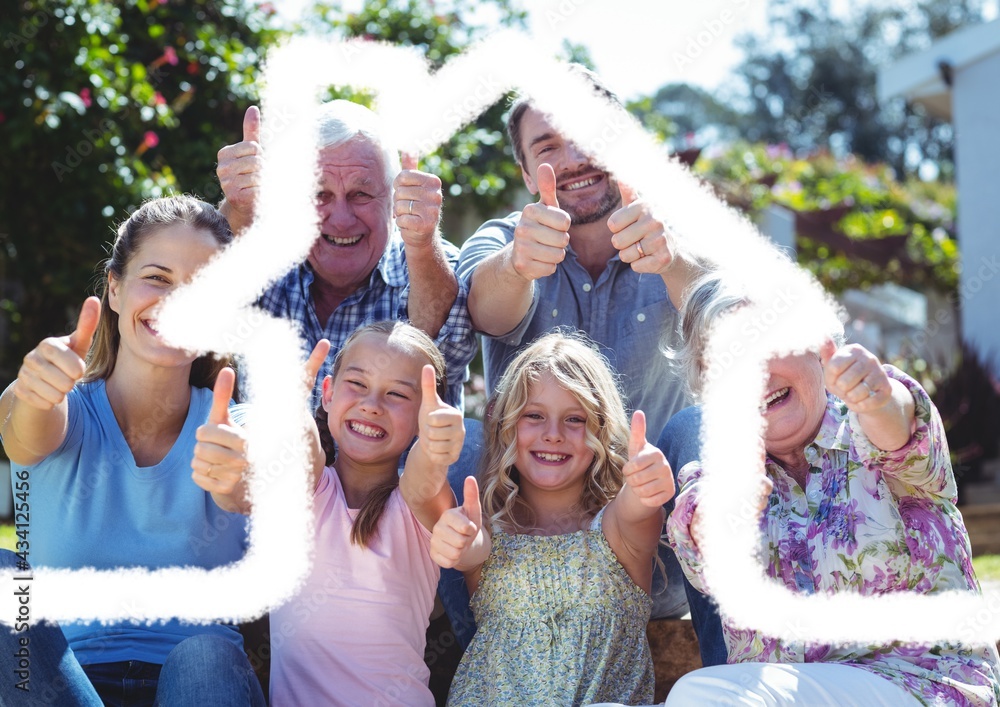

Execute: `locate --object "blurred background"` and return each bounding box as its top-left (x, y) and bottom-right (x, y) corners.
top-left (1, 0), bottom-right (998, 551)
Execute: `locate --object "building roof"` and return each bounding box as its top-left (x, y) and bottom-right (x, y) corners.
top-left (877, 19), bottom-right (1000, 120)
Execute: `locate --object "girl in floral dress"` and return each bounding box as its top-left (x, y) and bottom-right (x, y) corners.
top-left (430, 332), bottom-right (676, 706)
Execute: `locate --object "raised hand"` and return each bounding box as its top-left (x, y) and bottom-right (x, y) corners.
top-left (13, 297), bottom-right (100, 410)
top-left (622, 410), bottom-right (675, 507)
top-left (418, 364), bottom-right (464, 468)
top-left (430, 476), bottom-right (483, 569)
top-left (393, 153), bottom-right (443, 250)
top-left (216, 106), bottom-right (262, 230)
top-left (191, 367), bottom-right (248, 498)
top-left (608, 181), bottom-right (677, 275)
top-left (820, 341), bottom-right (892, 414)
top-left (510, 163), bottom-right (571, 282)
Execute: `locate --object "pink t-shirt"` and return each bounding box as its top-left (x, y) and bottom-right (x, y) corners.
top-left (269, 466), bottom-right (439, 707)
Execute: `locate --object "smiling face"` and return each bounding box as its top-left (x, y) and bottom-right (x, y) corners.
top-left (322, 331), bottom-right (426, 472)
top-left (514, 371), bottom-right (597, 497)
top-left (516, 107), bottom-right (621, 226)
top-left (761, 351), bottom-right (829, 463)
top-left (107, 223), bottom-right (222, 371)
top-left (309, 137), bottom-right (392, 295)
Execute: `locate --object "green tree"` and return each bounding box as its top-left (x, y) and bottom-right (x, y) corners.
top-left (0, 0), bottom-right (279, 378)
top-left (729, 0), bottom-right (987, 176)
top-left (300, 0), bottom-right (528, 229)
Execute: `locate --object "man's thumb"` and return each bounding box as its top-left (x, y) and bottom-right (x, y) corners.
top-left (628, 409), bottom-right (647, 459)
top-left (401, 152), bottom-right (418, 171)
top-left (68, 297), bottom-right (101, 359)
top-left (209, 368), bottom-right (235, 426)
top-left (618, 180), bottom-right (638, 206)
top-left (536, 163), bottom-right (559, 208)
top-left (462, 476), bottom-right (482, 528)
top-left (243, 105), bottom-right (261, 143)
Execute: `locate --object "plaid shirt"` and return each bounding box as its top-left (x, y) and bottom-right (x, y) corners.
top-left (252, 233), bottom-right (476, 411)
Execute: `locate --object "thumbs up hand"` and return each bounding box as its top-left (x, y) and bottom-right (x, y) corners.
top-left (191, 367), bottom-right (249, 503)
top-left (394, 152), bottom-right (443, 250)
top-left (430, 476), bottom-right (484, 569)
top-left (608, 180), bottom-right (678, 276)
top-left (510, 163), bottom-right (571, 283)
top-left (13, 297), bottom-right (100, 410)
top-left (621, 410), bottom-right (675, 508)
top-left (417, 365), bottom-right (465, 469)
top-left (216, 105), bottom-right (263, 232)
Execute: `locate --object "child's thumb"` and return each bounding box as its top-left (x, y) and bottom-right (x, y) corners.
top-left (420, 365), bottom-right (442, 412)
top-left (628, 409), bottom-right (647, 459)
top-left (462, 476), bottom-right (482, 528)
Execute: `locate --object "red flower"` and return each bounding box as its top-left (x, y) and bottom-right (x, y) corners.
top-left (79, 87), bottom-right (92, 108)
top-left (186, 61), bottom-right (198, 75)
top-left (153, 92), bottom-right (166, 106)
top-left (163, 46), bottom-right (178, 66)
top-left (143, 131), bottom-right (160, 149)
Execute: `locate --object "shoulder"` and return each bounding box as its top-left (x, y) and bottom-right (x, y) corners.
top-left (458, 213), bottom-right (522, 271)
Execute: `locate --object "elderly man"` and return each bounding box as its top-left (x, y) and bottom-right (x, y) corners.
top-left (445, 71), bottom-right (726, 665)
top-left (216, 100), bottom-right (476, 408)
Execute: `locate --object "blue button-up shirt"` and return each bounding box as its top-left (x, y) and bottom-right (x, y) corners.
top-left (254, 233), bottom-right (476, 411)
top-left (458, 213), bottom-right (691, 439)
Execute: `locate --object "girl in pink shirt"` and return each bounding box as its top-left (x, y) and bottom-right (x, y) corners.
top-left (267, 321), bottom-right (464, 707)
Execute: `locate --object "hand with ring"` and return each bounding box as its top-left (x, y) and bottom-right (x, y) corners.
top-left (394, 153), bottom-right (442, 249)
top-left (608, 181), bottom-right (678, 276)
top-left (819, 341), bottom-right (893, 413)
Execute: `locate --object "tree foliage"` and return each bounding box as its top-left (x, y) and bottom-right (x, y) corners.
top-left (0, 0), bottom-right (279, 377)
top-left (696, 143), bottom-right (959, 293)
top-left (729, 0), bottom-right (988, 177)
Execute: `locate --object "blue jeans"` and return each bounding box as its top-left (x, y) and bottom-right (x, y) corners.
top-left (656, 406), bottom-right (727, 667)
top-left (0, 550), bottom-right (266, 706)
top-left (438, 412), bottom-right (727, 666)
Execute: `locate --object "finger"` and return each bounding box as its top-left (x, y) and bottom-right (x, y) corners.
top-left (243, 105), bottom-right (261, 143)
top-left (628, 410), bottom-right (647, 459)
top-left (305, 339), bottom-right (331, 385)
top-left (462, 476), bottom-right (482, 529)
top-left (818, 338), bottom-right (837, 369)
top-left (536, 163), bottom-right (558, 208)
top-left (618, 181), bottom-right (638, 206)
top-left (68, 297), bottom-right (101, 359)
top-left (209, 368), bottom-right (235, 426)
top-left (420, 364), bottom-right (443, 411)
top-left (401, 152), bottom-right (418, 171)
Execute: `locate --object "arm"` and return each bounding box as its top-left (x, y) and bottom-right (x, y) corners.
top-left (216, 106), bottom-right (262, 236)
top-left (463, 164), bottom-right (570, 336)
top-left (0, 298), bottom-right (99, 466)
top-left (608, 182), bottom-right (707, 309)
top-left (602, 411), bottom-right (674, 593)
top-left (399, 365), bottom-right (464, 531)
top-left (393, 155), bottom-right (455, 338)
top-left (429, 475), bottom-right (492, 595)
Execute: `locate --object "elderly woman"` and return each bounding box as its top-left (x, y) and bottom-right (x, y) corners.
top-left (664, 272), bottom-right (1000, 706)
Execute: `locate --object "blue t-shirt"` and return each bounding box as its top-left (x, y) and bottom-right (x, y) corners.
top-left (8, 379), bottom-right (248, 665)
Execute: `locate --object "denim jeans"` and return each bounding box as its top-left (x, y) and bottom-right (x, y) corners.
top-left (0, 550), bottom-right (266, 706)
top-left (438, 411), bottom-right (727, 666)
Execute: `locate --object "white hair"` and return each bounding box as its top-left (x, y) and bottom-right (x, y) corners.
top-left (316, 100), bottom-right (401, 190)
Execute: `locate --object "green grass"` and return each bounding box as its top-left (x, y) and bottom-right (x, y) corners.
top-left (1, 523), bottom-right (14, 552)
top-left (974, 554), bottom-right (1000, 583)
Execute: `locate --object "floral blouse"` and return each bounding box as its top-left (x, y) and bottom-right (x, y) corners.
top-left (667, 366), bottom-right (1000, 706)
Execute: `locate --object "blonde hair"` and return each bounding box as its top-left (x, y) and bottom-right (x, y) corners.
top-left (479, 332), bottom-right (630, 534)
top-left (314, 321), bottom-right (447, 548)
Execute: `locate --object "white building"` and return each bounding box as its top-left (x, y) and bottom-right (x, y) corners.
top-left (878, 20), bottom-right (1000, 370)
